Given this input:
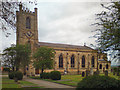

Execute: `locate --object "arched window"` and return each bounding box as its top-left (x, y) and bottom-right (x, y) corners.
top-left (100, 64), bottom-right (102, 69)
top-left (91, 56), bottom-right (95, 67)
top-left (59, 54), bottom-right (63, 68)
top-left (26, 17), bottom-right (31, 29)
top-left (82, 55), bottom-right (85, 67)
top-left (106, 64), bottom-right (109, 69)
top-left (71, 55), bottom-right (75, 68)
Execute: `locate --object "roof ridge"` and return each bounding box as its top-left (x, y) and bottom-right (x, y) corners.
top-left (38, 41), bottom-right (94, 50)
top-left (39, 41), bottom-right (84, 47)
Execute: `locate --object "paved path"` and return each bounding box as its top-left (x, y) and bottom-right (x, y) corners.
top-left (23, 76), bottom-right (76, 89)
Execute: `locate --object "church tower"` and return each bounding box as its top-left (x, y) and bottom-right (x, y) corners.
top-left (16, 4), bottom-right (38, 53)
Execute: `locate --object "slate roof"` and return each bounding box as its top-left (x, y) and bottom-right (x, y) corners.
top-left (98, 59), bottom-right (105, 61)
top-left (38, 42), bottom-right (94, 50)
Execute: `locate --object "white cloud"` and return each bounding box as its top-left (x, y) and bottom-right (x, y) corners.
top-left (1, 1), bottom-right (106, 52)
top-left (37, 2), bottom-right (104, 47)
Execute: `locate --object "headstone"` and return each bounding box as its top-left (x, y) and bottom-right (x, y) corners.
top-left (113, 71), bottom-right (115, 75)
top-left (86, 70), bottom-right (90, 77)
top-left (104, 70), bottom-right (108, 76)
top-left (117, 68), bottom-right (120, 76)
top-left (82, 72), bottom-right (85, 77)
top-left (117, 72), bottom-right (119, 76)
top-left (90, 68), bottom-right (93, 76)
top-left (64, 69), bottom-right (67, 75)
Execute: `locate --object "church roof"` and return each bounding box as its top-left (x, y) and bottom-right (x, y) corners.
top-left (38, 42), bottom-right (94, 50)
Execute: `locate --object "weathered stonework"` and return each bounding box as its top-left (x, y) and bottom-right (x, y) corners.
top-left (16, 4), bottom-right (111, 75)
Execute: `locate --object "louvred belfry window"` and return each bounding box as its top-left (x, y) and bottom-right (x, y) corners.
top-left (26, 17), bottom-right (31, 29)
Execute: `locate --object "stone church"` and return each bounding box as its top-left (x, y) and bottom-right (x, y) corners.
top-left (16, 4), bottom-right (111, 75)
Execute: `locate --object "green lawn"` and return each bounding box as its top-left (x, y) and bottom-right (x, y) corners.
top-left (30, 73), bottom-right (120, 87)
top-left (2, 77), bottom-right (43, 89)
top-left (45, 75), bottom-right (84, 86)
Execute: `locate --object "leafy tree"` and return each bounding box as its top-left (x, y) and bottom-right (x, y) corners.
top-left (2, 45), bottom-right (16, 71)
top-left (1, 0), bottom-right (37, 37)
top-left (33, 47), bottom-right (55, 74)
top-left (93, 1), bottom-right (120, 61)
top-left (15, 44), bottom-right (31, 74)
top-left (2, 44), bottom-right (31, 73)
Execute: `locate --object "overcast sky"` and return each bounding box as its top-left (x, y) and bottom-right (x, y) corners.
top-left (1, 0), bottom-right (113, 48)
top-left (0, 0), bottom-right (109, 51)
top-left (0, 0), bottom-right (114, 55)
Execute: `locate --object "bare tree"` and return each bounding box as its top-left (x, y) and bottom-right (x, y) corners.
top-left (0, 0), bottom-right (37, 37)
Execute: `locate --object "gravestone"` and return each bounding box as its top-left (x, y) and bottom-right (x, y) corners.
top-left (86, 70), bottom-right (90, 77)
top-left (90, 68), bottom-right (93, 76)
top-left (104, 70), bottom-right (108, 76)
top-left (117, 72), bottom-right (119, 76)
top-left (82, 72), bottom-right (85, 77)
top-left (113, 71), bottom-right (115, 75)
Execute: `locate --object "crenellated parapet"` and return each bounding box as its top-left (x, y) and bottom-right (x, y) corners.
top-left (18, 3), bottom-right (37, 15)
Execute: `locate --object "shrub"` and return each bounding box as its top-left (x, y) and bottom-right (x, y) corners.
top-left (3, 68), bottom-right (10, 72)
top-left (40, 72), bottom-right (50, 79)
top-left (14, 71), bottom-right (23, 80)
top-left (8, 71), bottom-right (23, 80)
top-left (9, 72), bottom-right (15, 79)
top-left (50, 71), bottom-right (61, 80)
top-left (76, 75), bottom-right (120, 89)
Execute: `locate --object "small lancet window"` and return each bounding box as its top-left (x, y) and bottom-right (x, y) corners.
top-left (91, 56), bottom-right (95, 67)
top-left (26, 17), bottom-right (31, 29)
top-left (71, 55), bottom-right (75, 68)
top-left (59, 54), bottom-right (63, 68)
top-left (82, 55), bottom-right (85, 67)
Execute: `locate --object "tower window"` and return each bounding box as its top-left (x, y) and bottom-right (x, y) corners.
top-left (71, 55), bottom-right (75, 68)
top-left (91, 56), bottom-right (95, 67)
top-left (26, 17), bottom-right (31, 29)
top-left (82, 55), bottom-right (85, 67)
top-left (59, 54), bottom-right (63, 68)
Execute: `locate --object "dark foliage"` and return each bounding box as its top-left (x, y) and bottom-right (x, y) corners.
top-left (14, 71), bottom-right (23, 80)
top-left (8, 72), bottom-right (15, 79)
top-left (50, 71), bottom-right (61, 80)
top-left (3, 68), bottom-right (10, 72)
top-left (40, 72), bottom-right (50, 79)
top-left (93, 1), bottom-right (120, 61)
top-left (8, 71), bottom-right (23, 80)
top-left (76, 75), bottom-right (120, 89)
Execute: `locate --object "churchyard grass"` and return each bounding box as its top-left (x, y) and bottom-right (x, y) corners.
top-left (99, 73), bottom-right (120, 80)
top-left (30, 73), bottom-right (120, 87)
top-left (30, 75), bottom-right (84, 86)
top-left (2, 77), bottom-right (43, 89)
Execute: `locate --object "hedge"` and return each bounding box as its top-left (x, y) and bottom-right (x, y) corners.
top-left (76, 75), bottom-right (120, 88)
top-left (50, 71), bottom-right (61, 80)
top-left (8, 71), bottom-right (23, 80)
